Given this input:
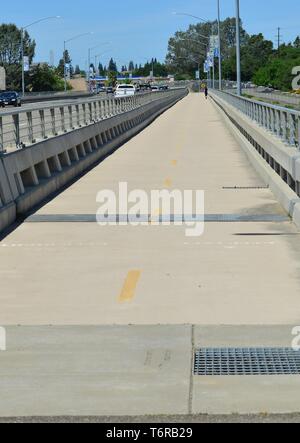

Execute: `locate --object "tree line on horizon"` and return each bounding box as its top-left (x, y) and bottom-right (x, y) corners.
top-left (1, 21), bottom-right (300, 92)
top-left (165, 17), bottom-right (300, 91)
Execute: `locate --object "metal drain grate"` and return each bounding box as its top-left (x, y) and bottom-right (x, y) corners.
top-left (25, 214), bottom-right (290, 223)
top-left (223, 186), bottom-right (269, 190)
top-left (194, 348), bottom-right (300, 376)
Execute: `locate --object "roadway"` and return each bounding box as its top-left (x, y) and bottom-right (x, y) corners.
top-left (0, 95), bottom-right (102, 115)
top-left (1, 93), bottom-right (300, 419)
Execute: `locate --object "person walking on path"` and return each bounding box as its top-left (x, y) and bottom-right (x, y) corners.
top-left (204, 86), bottom-right (208, 100)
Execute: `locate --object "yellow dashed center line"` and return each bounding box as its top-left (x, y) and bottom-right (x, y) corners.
top-left (119, 270), bottom-right (141, 303)
top-left (164, 178), bottom-right (172, 188)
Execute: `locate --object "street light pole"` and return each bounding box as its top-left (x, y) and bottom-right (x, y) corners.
top-left (87, 42), bottom-right (110, 92)
top-left (173, 8), bottom-right (223, 89)
top-left (21, 29), bottom-right (25, 96)
top-left (21, 16), bottom-right (61, 96)
top-left (63, 40), bottom-right (67, 92)
top-left (64, 32), bottom-right (93, 92)
top-left (235, 0), bottom-right (242, 96)
top-left (217, 0), bottom-right (222, 90)
top-left (88, 47), bottom-right (92, 92)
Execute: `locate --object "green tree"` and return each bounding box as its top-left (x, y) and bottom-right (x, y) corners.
top-left (108, 70), bottom-right (117, 86)
top-left (57, 50), bottom-right (72, 77)
top-left (223, 33), bottom-right (274, 81)
top-left (98, 63), bottom-right (105, 76)
top-left (132, 60), bottom-right (168, 78)
top-left (253, 44), bottom-right (300, 90)
top-left (74, 65), bottom-right (81, 75)
top-left (28, 63), bottom-right (71, 92)
top-left (294, 36), bottom-right (300, 49)
top-left (108, 58), bottom-right (118, 73)
top-left (0, 23), bottom-right (36, 90)
top-left (166, 17), bottom-right (248, 79)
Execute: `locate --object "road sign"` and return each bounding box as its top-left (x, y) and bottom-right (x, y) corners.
top-left (207, 55), bottom-right (214, 68)
top-left (65, 63), bottom-right (71, 80)
top-left (210, 36), bottom-right (219, 51)
top-left (0, 67), bottom-right (6, 90)
top-left (23, 56), bottom-right (30, 72)
top-left (195, 70), bottom-right (200, 80)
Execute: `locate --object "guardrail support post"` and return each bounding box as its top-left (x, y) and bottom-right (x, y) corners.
top-left (60, 107), bottom-right (66, 133)
top-left (75, 105), bottom-right (81, 127)
top-left (13, 114), bottom-right (21, 148)
top-left (50, 108), bottom-right (57, 136)
top-left (0, 117), bottom-right (3, 152)
top-left (68, 106), bottom-right (74, 129)
top-left (281, 112), bottom-right (287, 143)
top-left (289, 114), bottom-right (296, 146)
top-left (39, 110), bottom-right (46, 139)
top-left (88, 103), bottom-right (93, 123)
top-left (82, 104), bottom-right (87, 125)
top-left (26, 112), bottom-right (34, 144)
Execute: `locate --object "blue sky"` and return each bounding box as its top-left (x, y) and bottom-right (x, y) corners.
top-left (2, 0), bottom-right (300, 69)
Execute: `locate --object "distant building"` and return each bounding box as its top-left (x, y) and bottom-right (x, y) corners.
top-left (0, 67), bottom-right (6, 91)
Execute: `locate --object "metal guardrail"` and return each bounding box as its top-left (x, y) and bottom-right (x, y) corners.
top-left (0, 89), bottom-right (186, 154)
top-left (211, 89), bottom-right (300, 149)
top-left (22, 91), bottom-right (92, 104)
top-left (242, 88), bottom-right (300, 108)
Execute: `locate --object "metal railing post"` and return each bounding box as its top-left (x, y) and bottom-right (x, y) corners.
top-left (75, 105), bottom-right (81, 127)
top-left (82, 103), bottom-right (87, 125)
top-left (68, 105), bottom-right (74, 129)
top-left (26, 112), bottom-right (34, 143)
top-left (88, 102), bottom-right (93, 123)
top-left (39, 110), bottom-right (46, 139)
top-left (0, 117), bottom-right (3, 152)
top-left (60, 107), bottom-right (66, 133)
top-left (50, 108), bottom-right (56, 136)
top-left (13, 114), bottom-right (21, 149)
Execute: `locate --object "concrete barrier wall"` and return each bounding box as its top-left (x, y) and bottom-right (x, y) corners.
top-left (0, 89), bottom-right (187, 234)
top-left (210, 91), bottom-right (300, 229)
top-left (22, 92), bottom-right (92, 104)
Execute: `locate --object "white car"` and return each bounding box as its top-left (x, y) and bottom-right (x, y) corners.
top-left (114, 84), bottom-right (136, 97)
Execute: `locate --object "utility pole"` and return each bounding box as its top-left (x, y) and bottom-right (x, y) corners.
top-left (63, 41), bottom-right (67, 92)
top-left (217, 0), bottom-right (222, 90)
top-left (212, 54), bottom-right (215, 89)
top-left (277, 27), bottom-right (282, 54)
top-left (235, 0), bottom-right (242, 96)
top-left (21, 28), bottom-right (25, 96)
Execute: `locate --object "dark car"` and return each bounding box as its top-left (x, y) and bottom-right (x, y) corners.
top-left (106, 87), bottom-right (114, 94)
top-left (139, 84), bottom-right (152, 92)
top-left (0, 96), bottom-right (4, 108)
top-left (0, 91), bottom-right (22, 107)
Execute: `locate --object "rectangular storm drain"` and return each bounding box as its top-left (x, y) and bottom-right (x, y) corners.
top-left (194, 348), bottom-right (300, 376)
